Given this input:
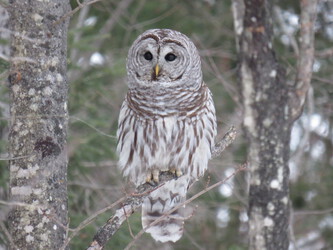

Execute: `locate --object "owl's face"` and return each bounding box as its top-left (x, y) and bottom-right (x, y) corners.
top-left (126, 29), bottom-right (202, 89)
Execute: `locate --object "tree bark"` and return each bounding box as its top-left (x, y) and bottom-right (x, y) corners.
top-left (7, 0), bottom-right (70, 249)
top-left (234, 0), bottom-right (290, 249)
top-left (232, 0), bottom-right (318, 249)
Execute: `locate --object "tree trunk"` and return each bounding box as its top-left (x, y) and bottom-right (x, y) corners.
top-left (234, 0), bottom-right (290, 249)
top-left (233, 0), bottom-right (318, 249)
top-left (7, 1), bottom-right (70, 249)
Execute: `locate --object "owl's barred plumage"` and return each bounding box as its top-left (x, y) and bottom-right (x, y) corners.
top-left (117, 29), bottom-right (217, 242)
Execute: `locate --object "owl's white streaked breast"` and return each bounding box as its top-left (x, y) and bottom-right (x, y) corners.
top-left (117, 84), bottom-right (216, 185)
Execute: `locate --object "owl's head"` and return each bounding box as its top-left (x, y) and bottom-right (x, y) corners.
top-left (126, 29), bottom-right (202, 89)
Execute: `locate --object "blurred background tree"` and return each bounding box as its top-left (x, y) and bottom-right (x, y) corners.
top-left (0, 0), bottom-right (332, 249)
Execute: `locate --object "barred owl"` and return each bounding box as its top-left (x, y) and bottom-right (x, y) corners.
top-left (117, 29), bottom-right (217, 243)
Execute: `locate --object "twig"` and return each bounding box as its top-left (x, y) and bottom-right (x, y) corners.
top-left (0, 114), bottom-right (115, 139)
top-left (312, 75), bottom-right (333, 85)
top-left (86, 126), bottom-right (238, 249)
top-left (315, 47), bottom-right (333, 58)
top-left (294, 207), bottom-right (333, 216)
top-left (0, 28), bottom-right (43, 44)
top-left (70, 0), bottom-right (91, 63)
top-left (273, 6), bottom-right (300, 56)
top-left (0, 200), bottom-right (38, 208)
top-left (184, 231), bottom-right (205, 250)
top-left (122, 205), bottom-right (134, 238)
top-left (68, 0), bottom-right (133, 83)
top-left (212, 126), bottom-right (237, 157)
top-left (0, 53), bottom-right (37, 64)
top-left (60, 196), bottom-right (127, 250)
top-left (131, 6), bottom-right (177, 29)
top-left (0, 154), bottom-right (34, 161)
top-left (0, 221), bottom-right (17, 249)
top-left (70, 116), bottom-right (116, 139)
top-left (53, 0), bottom-right (102, 26)
top-left (86, 175), bottom-right (169, 250)
top-left (194, 35), bottom-right (238, 103)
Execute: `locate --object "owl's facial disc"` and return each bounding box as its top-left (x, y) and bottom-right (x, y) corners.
top-left (127, 29), bottom-right (202, 89)
top-left (132, 37), bottom-right (188, 84)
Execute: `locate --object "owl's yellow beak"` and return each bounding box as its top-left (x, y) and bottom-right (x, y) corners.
top-left (154, 64), bottom-right (160, 77)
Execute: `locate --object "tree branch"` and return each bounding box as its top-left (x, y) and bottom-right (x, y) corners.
top-left (124, 164), bottom-right (247, 250)
top-left (290, 0), bottom-right (319, 120)
top-left (68, 0), bottom-right (134, 83)
top-left (212, 126), bottom-right (237, 157)
top-left (53, 0), bottom-right (102, 27)
top-left (85, 126), bottom-right (237, 249)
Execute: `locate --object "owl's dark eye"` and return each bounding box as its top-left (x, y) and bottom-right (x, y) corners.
top-left (143, 51), bottom-right (153, 61)
top-left (165, 53), bottom-right (177, 62)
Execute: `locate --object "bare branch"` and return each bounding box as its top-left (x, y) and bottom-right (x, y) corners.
top-left (312, 75), bottom-right (333, 85)
top-left (273, 6), bottom-right (299, 56)
top-left (212, 126), bottom-right (237, 157)
top-left (69, 0), bottom-right (133, 82)
top-left (86, 176), bottom-right (170, 250)
top-left (0, 27), bottom-right (42, 44)
top-left (315, 47), bottom-right (333, 58)
top-left (53, 0), bottom-right (102, 26)
top-left (86, 126), bottom-right (238, 249)
top-left (291, 0), bottom-right (319, 120)
top-left (124, 164), bottom-right (247, 250)
top-left (0, 52), bottom-right (37, 63)
top-left (0, 154), bottom-right (34, 161)
top-left (70, 0), bottom-right (91, 63)
top-left (123, 205), bottom-right (135, 239)
top-left (70, 116), bottom-right (117, 139)
top-left (231, 0), bottom-right (244, 50)
top-left (0, 221), bottom-right (16, 249)
top-left (0, 200), bottom-right (40, 208)
top-left (60, 196), bottom-right (128, 250)
top-left (294, 207), bottom-right (333, 216)
top-left (131, 6), bottom-right (177, 30)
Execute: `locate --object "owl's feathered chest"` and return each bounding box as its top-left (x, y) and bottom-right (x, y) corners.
top-left (126, 83), bottom-right (208, 120)
top-left (117, 82), bottom-right (216, 185)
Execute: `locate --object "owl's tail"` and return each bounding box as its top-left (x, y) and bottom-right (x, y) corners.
top-left (142, 175), bottom-right (189, 243)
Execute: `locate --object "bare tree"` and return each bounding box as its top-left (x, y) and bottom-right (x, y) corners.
top-left (232, 0), bottom-right (318, 249)
top-left (7, 0), bottom-right (71, 249)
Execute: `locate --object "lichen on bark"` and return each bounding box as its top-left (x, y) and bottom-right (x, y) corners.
top-left (235, 0), bottom-right (291, 249)
top-left (7, 0), bottom-right (71, 249)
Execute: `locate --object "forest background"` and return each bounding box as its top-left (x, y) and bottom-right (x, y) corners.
top-left (0, 0), bottom-right (332, 249)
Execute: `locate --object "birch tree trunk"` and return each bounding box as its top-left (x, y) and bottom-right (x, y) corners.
top-left (232, 0), bottom-right (318, 249)
top-left (7, 0), bottom-right (70, 249)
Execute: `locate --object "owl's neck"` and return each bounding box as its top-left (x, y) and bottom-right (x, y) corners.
top-left (126, 82), bottom-right (208, 119)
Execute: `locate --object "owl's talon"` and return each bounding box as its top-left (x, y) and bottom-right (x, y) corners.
top-left (169, 168), bottom-right (183, 179)
top-left (169, 168), bottom-right (176, 175)
top-left (146, 173), bottom-right (157, 186)
top-left (176, 169), bottom-right (183, 177)
top-left (153, 169), bottom-right (160, 183)
top-left (146, 173), bottom-right (152, 183)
